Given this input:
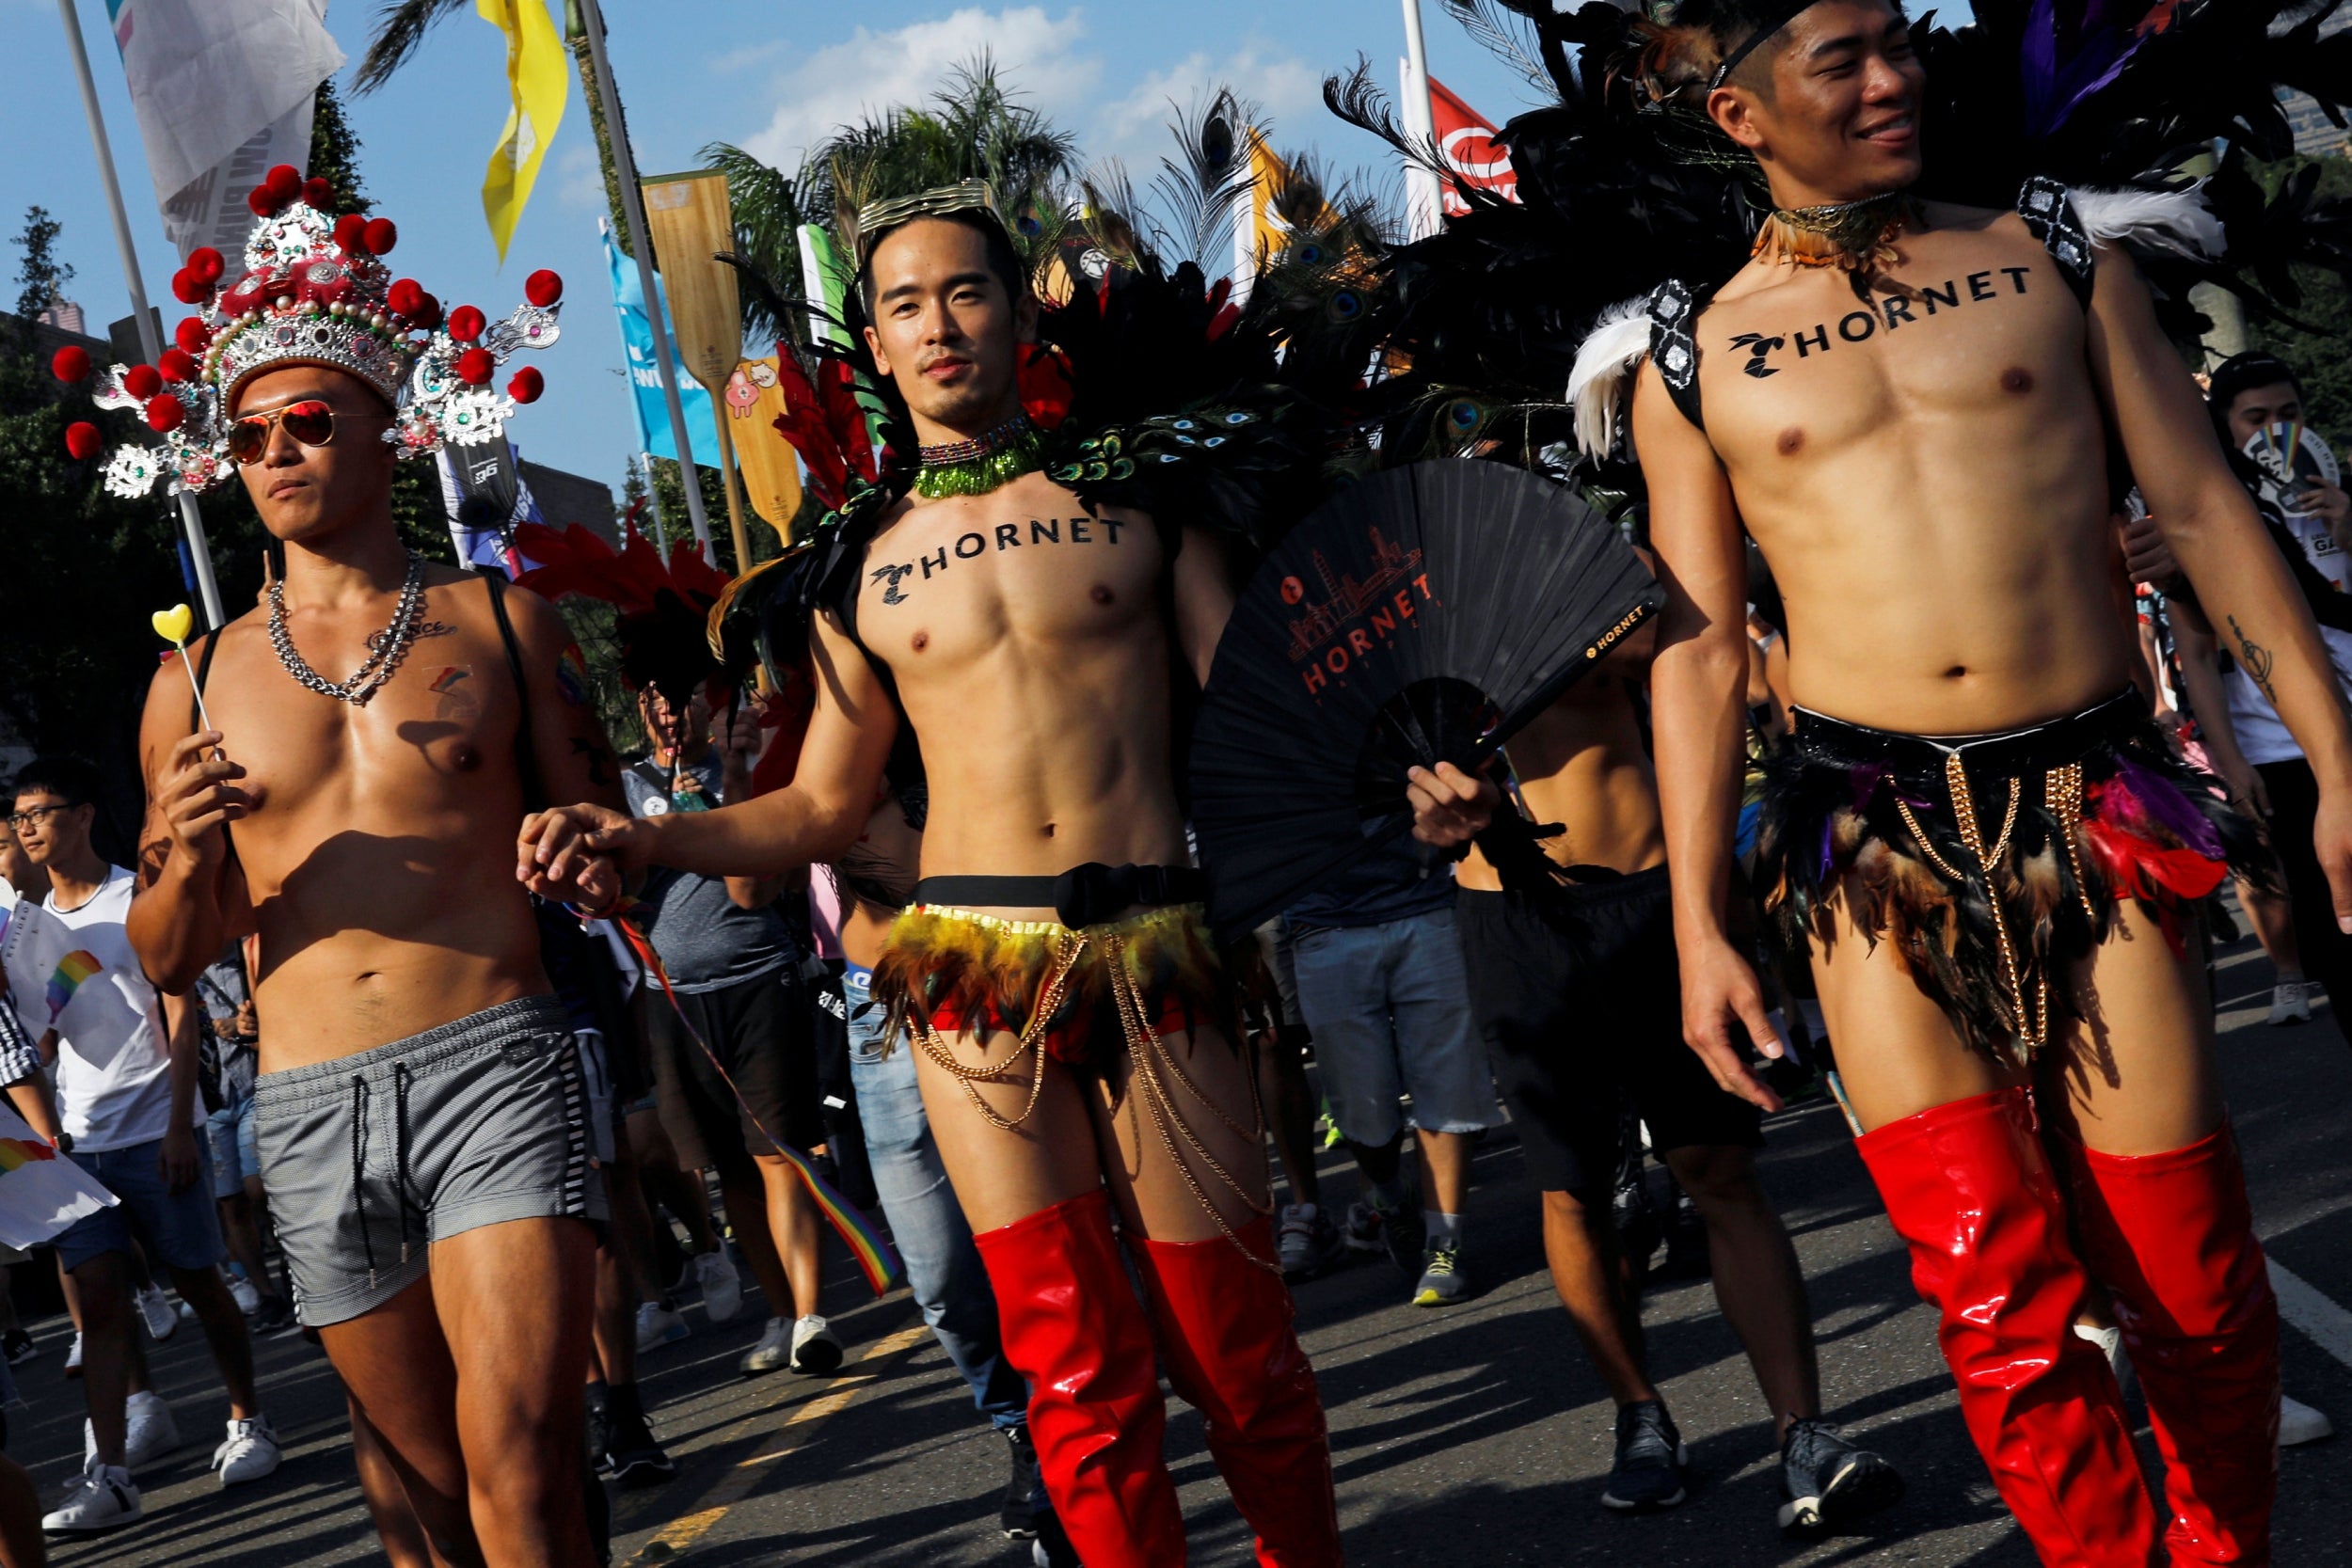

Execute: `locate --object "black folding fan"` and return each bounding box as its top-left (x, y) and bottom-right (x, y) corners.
top-left (1190, 459), bottom-right (1661, 940)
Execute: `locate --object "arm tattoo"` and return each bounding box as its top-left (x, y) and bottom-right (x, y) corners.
top-left (2227, 614), bottom-right (2280, 704)
top-left (568, 736), bottom-right (617, 789)
top-left (554, 645), bottom-right (592, 709)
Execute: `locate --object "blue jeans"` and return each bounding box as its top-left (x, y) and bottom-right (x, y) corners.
top-left (57, 1130), bottom-right (229, 1275)
top-left (846, 966), bottom-right (1028, 1432)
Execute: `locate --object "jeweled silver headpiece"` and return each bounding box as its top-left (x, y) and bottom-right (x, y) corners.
top-left (58, 164), bottom-right (564, 499)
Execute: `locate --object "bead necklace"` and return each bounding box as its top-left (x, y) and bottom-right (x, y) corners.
top-left (914, 413), bottom-right (1047, 499)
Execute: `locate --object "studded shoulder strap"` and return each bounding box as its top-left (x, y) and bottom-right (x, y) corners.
top-left (1646, 280), bottom-right (1707, 433)
top-left (2018, 176), bottom-right (2095, 305)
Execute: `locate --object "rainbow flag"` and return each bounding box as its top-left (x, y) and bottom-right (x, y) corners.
top-left (46, 951), bottom-right (102, 1022)
top-left (592, 902), bottom-right (902, 1295)
top-left (0, 1137), bottom-right (57, 1173)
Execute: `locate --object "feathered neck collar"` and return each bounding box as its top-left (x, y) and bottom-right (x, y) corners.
top-left (1751, 189), bottom-right (1924, 291)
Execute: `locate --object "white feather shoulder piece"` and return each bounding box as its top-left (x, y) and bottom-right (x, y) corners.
top-left (2068, 182), bottom-right (2225, 262)
top-left (1567, 295), bottom-right (1654, 458)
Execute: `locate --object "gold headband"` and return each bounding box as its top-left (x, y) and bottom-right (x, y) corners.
top-left (853, 180), bottom-right (1002, 255)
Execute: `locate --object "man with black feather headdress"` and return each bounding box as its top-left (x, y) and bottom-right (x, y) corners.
top-left (516, 171), bottom-right (1347, 1565)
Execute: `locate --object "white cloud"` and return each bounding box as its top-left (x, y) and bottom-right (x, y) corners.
top-left (737, 8), bottom-right (1099, 169)
top-left (555, 144), bottom-right (606, 212)
top-left (1091, 45), bottom-right (1326, 170)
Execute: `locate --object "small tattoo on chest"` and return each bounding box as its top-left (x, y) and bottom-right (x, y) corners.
top-left (372, 619), bottom-right (453, 653)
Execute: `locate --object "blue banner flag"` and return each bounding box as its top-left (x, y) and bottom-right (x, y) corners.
top-left (602, 223), bottom-right (720, 467)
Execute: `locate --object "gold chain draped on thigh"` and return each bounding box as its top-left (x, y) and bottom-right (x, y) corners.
top-left (1895, 752), bottom-right (2045, 1052)
top-left (906, 917), bottom-right (1279, 1272)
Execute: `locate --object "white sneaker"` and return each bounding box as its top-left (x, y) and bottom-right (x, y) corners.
top-left (213, 1414), bottom-right (282, 1486)
top-left (2267, 980), bottom-right (2312, 1026)
top-left (127, 1391), bottom-right (181, 1467)
top-left (41, 1458), bottom-right (140, 1533)
top-left (135, 1285), bottom-right (178, 1342)
top-left (63, 1332), bottom-right (82, 1378)
top-left (694, 1249), bottom-right (743, 1326)
top-left (2281, 1392), bottom-right (2336, 1447)
top-left (635, 1301), bottom-right (690, 1354)
top-left (790, 1314), bottom-right (844, 1375)
top-left (739, 1316), bottom-right (792, 1376)
top-left (227, 1272), bottom-right (262, 1315)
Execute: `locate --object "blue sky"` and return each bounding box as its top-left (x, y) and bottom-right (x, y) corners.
top-left (6, 1), bottom-right (1577, 504)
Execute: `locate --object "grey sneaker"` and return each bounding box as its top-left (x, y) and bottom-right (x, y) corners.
top-left (1601, 1400), bottom-right (1689, 1512)
top-left (2281, 1393), bottom-right (2335, 1447)
top-left (2267, 980), bottom-right (2312, 1026)
top-left (739, 1316), bottom-right (792, 1376)
top-left (41, 1459), bottom-right (140, 1534)
top-left (1777, 1417), bottom-right (1902, 1531)
top-left (1412, 1241), bottom-right (1467, 1307)
top-left (1278, 1203), bottom-right (1346, 1281)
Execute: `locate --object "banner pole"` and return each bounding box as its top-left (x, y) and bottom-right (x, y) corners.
top-left (1399, 0), bottom-right (1444, 242)
top-left (56, 0), bottom-right (226, 630)
top-left (575, 0), bottom-right (714, 563)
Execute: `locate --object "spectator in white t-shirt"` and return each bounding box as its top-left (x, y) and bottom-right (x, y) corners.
top-left (9, 758), bottom-right (279, 1530)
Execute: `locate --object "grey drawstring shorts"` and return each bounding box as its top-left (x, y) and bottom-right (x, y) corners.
top-left (252, 995), bottom-right (606, 1327)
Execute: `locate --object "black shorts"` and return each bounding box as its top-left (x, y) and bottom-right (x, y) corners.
top-left (1456, 869), bottom-right (1762, 1196)
top-left (646, 966), bottom-right (824, 1171)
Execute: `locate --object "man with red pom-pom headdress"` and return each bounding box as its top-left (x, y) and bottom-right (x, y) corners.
top-left (110, 168), bottom-right (613, 1563)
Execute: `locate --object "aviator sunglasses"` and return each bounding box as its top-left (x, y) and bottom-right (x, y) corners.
top-left (227, 400), bottom-right (386, 465)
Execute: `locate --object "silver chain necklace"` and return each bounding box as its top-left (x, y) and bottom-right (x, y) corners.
top-left (267, 553), bottom-right (427, 705)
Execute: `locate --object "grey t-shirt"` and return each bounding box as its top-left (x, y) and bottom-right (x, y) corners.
top-left (622, 757), bottom-right (792, 993)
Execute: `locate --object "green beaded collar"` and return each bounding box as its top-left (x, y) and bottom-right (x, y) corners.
top-left (913, 413), bottom-right (1048, 499)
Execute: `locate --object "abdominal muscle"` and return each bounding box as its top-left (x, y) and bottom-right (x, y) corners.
top-left (893, 621), bottom-right (1192, 920)
top-left (1741, 414), bottom-right (2135, 736)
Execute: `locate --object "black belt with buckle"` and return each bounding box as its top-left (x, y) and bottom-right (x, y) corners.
top-left (913, 863), bottom-right (1208, 930)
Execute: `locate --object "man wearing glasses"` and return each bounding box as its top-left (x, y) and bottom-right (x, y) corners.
top-left (8, 758), bottom-right (279, 1533)
top-left (119, 179), bottom-right (612, 1564)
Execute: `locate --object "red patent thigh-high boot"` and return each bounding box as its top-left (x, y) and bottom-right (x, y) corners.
top-left (1855, 1087), bottom-right (2160, 1567)
top-left (972, 1189), bottom-right (1187, 1568)
top-left (2059, 1124), bottom-right (2280, 1566)
top-left (1127, 1219), bottom-right (1344, 1568)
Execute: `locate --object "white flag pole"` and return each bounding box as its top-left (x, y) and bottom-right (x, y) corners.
top-left (56, 0), bottom-right (225, 630)
top-left (576, 0), bottom-right (714, 562)
top-left (1400, 0), bottom-right (1444, 241)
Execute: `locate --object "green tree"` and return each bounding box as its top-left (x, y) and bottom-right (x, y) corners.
top-left (307, 78), bottom-right (370, 214)
top-left (2243, 154), bottom-right (2352, 460)
top-left (11, 207), bottom-right (71, 324)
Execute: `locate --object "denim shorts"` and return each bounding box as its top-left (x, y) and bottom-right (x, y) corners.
top-left (1289, 904), bottom-right (1500, 1147)
top-left (206, 1094), bottom-right (261, 1199)
top-left (56, 1131), bottom-right (229, 1275)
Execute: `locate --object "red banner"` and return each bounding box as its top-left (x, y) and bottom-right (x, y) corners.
top-left (1429, 77), bottom-right (1517, 215)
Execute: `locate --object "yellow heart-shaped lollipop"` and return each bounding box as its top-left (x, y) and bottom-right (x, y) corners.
top-left (151, 604), bottom-right (195, 645)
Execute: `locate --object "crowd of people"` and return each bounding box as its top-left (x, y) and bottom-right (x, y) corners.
top-left (1, 2), bottom-right (2348, 1566)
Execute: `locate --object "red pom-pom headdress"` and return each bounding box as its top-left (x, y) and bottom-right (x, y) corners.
top-left (74, 166), bottom-right (564, 500)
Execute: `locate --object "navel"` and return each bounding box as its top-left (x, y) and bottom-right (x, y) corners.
top-left (1943, 665), bottom-right (1968, 679)
top-left (911, 630), bottom-right (930, 653)
top-left (1089, 584), bottom-right (1115, 606)
top-left (1041, 822), bottom-right (1057, 839)
top-left (1775, 427), bottom-right (1804, 456)
top-left (2000, 366), bottom-right (2034, 394)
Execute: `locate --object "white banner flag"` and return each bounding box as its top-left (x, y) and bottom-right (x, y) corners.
top-left (105, 0), bottom-right (345, 260)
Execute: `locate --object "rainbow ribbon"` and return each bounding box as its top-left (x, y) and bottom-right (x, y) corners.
top-left (595, 903), bottom-right (902, 1296)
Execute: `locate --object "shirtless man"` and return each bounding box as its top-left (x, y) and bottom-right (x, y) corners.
top-left (1622, 2), bottom-right (2352, 1560)
top-left (520, 188), bottom-right (1343, 1568)
top-left (117, 181), bottom-right (612, 1567)
top-left (1453, 625), bottom-right (1899, 1530)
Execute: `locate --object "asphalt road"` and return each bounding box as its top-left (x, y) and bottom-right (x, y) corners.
top-left (14, 912), bottom-right (2352, 1567)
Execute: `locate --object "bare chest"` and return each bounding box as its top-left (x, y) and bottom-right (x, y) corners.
top-left (856, 495), bottom-right (1165, 673)
top-left (1697, 231), bottom-right (2088, 470)
top-left (201, 628), bottom-right (523, 862)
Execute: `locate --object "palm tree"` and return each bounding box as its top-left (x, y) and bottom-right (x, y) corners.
top-left (703, 55), bottom-right (1081, 345)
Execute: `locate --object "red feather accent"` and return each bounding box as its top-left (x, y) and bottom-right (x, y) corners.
top-left (514, 523), bottom-right (738, 704)
top-left (1018, 342), bottom-right (1075, 430)
top-left (2081, 817), bottom-right (2229, 906)
top-left (766, 348), bottom-right (878, 513)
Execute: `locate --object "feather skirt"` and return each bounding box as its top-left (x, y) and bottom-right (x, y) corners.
top-left (1756, 705), bottom-right (2269, 1059)
top-left (874, 903), bottom-right (1244, 1077)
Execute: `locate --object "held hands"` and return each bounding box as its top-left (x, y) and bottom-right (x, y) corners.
top-left (516, 803), bottom-right (642, 910)
top-left (1679, 934), bottom-right (1788, 1114)
top-left (156, 731), bottom-right (250, 867)
top-left (1406, 762), bottom-right (1499, 848)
